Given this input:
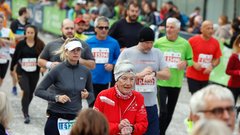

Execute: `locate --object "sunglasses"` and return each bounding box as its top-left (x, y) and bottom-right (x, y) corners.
top-left (97, 26), bottom-right (109, 30)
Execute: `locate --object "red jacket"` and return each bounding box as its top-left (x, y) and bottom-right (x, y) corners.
top-left (226, 53), bottom-right (240, 88)
top-left (94, 87), bottom-right (148, 135)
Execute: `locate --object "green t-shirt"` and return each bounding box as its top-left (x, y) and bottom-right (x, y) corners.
top-left (154, 36), bottom-right (193, 87)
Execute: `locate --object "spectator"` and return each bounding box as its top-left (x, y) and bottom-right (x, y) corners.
top-left (68, 0), bottom-right (86, 20)
top-left (187, 15), bottom-right (202, 34)
top-left (223, 18), bottom-right (240, 49)
top-left (94, 60), bottom-right (148, 135)
top-left (189, 7), bottom-right (201, 28)
top-left (154, 17), bottom-right (193, 135)
top-left (0, 0), bottom-right (11, 27)
top-left (186, 20), bottom-right (222, 94)
top-left (38, 19), bottom-right (95, 70)
top-left (189, 84), bottom-right (235, 132)
top-left (86, 16), bottom-right (120, 107)
top-left (82, 13), bottom-right (95, 37)
top-left (141, 2), bottom-right (156, 26)
top-left (35, 38), bottom-right (94, 135)
top-left (70, 108), bottom-right (109, 135)
top-left (96, 0), bottom-right (112, 18)
top-left (0, 91), bottom-right (12, 135)
top-left (10, 25), bottom-right (45, 124)
top-left (215, 15), bottom-right (231, 40)
top-left (109, 1), bottom-right (143, 50)
top-left (117, 27), bottom-right (170, 135)
top-left (0, 14), bottom-right (15, 87)
top-left (191, 119), bottom-right (232, 135)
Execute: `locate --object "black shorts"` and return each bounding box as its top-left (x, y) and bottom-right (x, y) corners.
top-left (0, 61), bottom-right (9, 79)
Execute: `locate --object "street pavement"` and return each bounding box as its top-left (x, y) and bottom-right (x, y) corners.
top-left (0, 32), bottom-right (237, 135)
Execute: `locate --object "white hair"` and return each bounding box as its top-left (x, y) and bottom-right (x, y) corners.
top-left (190, 84), bottom-right (234, 114)
top-left (94, 16), bottom-right (110, 28)
top-left (166, 17), bottom-right (181, 29)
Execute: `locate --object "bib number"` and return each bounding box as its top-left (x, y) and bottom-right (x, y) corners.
top-left (0, 53), bottom-right (7, 64)
top-left (135, 77), bottom-right (156, 92)
top-left (57, 118), bottom-right (76, 135)
top-left (198, 54), bottom-right (213, 68)
top-left (21, 58), bottom-right (37, 72)
top-left (164, 52), bottom-right (181, 68)
top-left (92, 48), bottom-right (109, 64)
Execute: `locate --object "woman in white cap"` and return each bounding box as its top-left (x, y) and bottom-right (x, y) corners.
top-left (35, 38), bottom-right (94, 135)
top-left (94, 60), bottom-right (148, 135)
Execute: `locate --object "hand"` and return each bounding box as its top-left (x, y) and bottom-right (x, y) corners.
top-left (120, 126), bottom-right (133, 135)
top-left (177, 60), bottom-right (187, 70)
top-left (58, 95), bottom-right (71, 104)
top-left (119, 119), bottom-right (131, 130)
top-left (104, 63), bottom-right (113, 72)
top-left (138, 67), bottom-right (153, 77)
top-left (193, 62), bottom-right (202, 71)
top-left (203, 65), bottom-right (213, 74)
top-left (81, 89), bottom-right (89, 99)
top-left (51, 62), bottom-right (60, 68)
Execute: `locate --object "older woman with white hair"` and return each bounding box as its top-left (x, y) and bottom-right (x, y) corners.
top-left (94, 60), bottom-right (148, 135)
top-left (35, 38), bottom-right (94, 135)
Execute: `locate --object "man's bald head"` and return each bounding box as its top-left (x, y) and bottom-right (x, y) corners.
top-left (201, 20), bottom-right (214, 40)
top-left (61, 19), bottom-right (75, 39)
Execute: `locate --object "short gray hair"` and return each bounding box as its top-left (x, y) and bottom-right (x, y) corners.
top-left (190, 84), bottom-right (234, 114)
top-left (166, 17), bottom-right (181, 29)
top-left (94, 16), bottom-right (110, 28)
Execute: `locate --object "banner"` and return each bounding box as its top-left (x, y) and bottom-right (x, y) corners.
top-left (11, 0), bottom-right (28, 19)
top-left (42, 6), bottom-right (66, 35)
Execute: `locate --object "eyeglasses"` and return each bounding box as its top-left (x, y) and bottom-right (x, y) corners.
top-left (199, 106), bottom-right (235, 116)
top-left (97, 26), bottom-right (109, 30)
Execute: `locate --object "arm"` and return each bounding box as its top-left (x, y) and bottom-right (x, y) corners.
top-left (132, 95), bottom-right (148, 135)
top-left (79, 58), bottom-right (95, 69)
top-left (38, 58), bottom-right (59, 69)
top-left (226, 54), bottom-right (240, 76)
top-left (10, 42), bottom-right (21, 71)
top-left (35, 71), bottom-right (57, 101)
top-left (85, 71), bottom-right (95, 104)
top-left (80, 43), bottom-right (95, 69)
top-left (156, 67), bottom-right (170, 80)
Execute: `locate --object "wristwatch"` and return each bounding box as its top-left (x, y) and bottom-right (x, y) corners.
top-left (55, 95), bottom-right (60, 102)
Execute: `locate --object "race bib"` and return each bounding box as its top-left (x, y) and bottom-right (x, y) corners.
top-left (198, 54), bottom-right (213, 68)
top-left (9, 47), bottom-right (15, 54)
top-left (92, 48), bottom-right (109, 64)
top-left (0, 53), bottom-right (8, 64)
top-left (164, 52), bottom-right (181, 68)
top-left (21, 58), bottom-right (37, 72)
top-left (135, 77), bottom-right (156, 92)
top-left (57, 118), bottom-right (76, 135)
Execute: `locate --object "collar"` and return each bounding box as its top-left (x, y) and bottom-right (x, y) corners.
top-left (64, 60), bottom-right (79, 68)
top-left (115, 85), bottom-right (133, 100)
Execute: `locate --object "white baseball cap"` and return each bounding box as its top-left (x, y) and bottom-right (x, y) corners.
top-left (64, 41), bottom-right (83, 51)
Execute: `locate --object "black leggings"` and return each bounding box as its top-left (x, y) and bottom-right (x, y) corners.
top-left (158, 86), bottom-right (180, 135)
top-left (187, 77), bottom-right (208, 95)
top-left (18, 71), bottom-right (39, 116)
top-left (0, 61), bottom-right (9, 79)
top-left (228, 87), bottom-right (240, 104)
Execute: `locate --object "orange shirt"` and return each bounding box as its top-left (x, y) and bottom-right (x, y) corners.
top-left (0, 3), bottom-right (11, 27)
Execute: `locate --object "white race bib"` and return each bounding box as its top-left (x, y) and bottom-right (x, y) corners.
top-left (57, 118), bottom-right (76, 135)
top-left (198, 54), bottom-right (213, 68)
top-left (0, 53), bottom-right (8, 64)
top-left (164, 52), bottom-right (181, 68)
top-left (92, 48), bottom-right (109, 64)
top-left (135, 77), bottom-right (156, 92)
top-left (21, 58), bottom-right (37, 72)
top-left (9, 47), bottom-right (15, 54)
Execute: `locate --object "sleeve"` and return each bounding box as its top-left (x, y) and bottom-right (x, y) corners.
top-left (10, 42), bottom-right (21, 71)
top-left (39, 43), bottom-right (51, 60)
top-left (35, 70), bottom-right (57, 101)
top-left (185, 42), bottom-right (193, 66)
top-left (94, 92), bottom-right (121, 134)
top-left (81, 42), bottom-right (95, 61)
top-left (85, 71), bottom-right (95, 104)
top-left (111, 41), bottom-right (120, 64)
top-left (133, 94), bottom-right (148, 135)
top-left (9, 30), bottom-right (15, 41)
top-left (226, 54), bottom-right (240, 76)
top-left (10, 21), bottom-right (17, 33)
top-left (213, 40), bottom-right (222, 59)
top-left (108, 21), bottom-right (118, 39)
